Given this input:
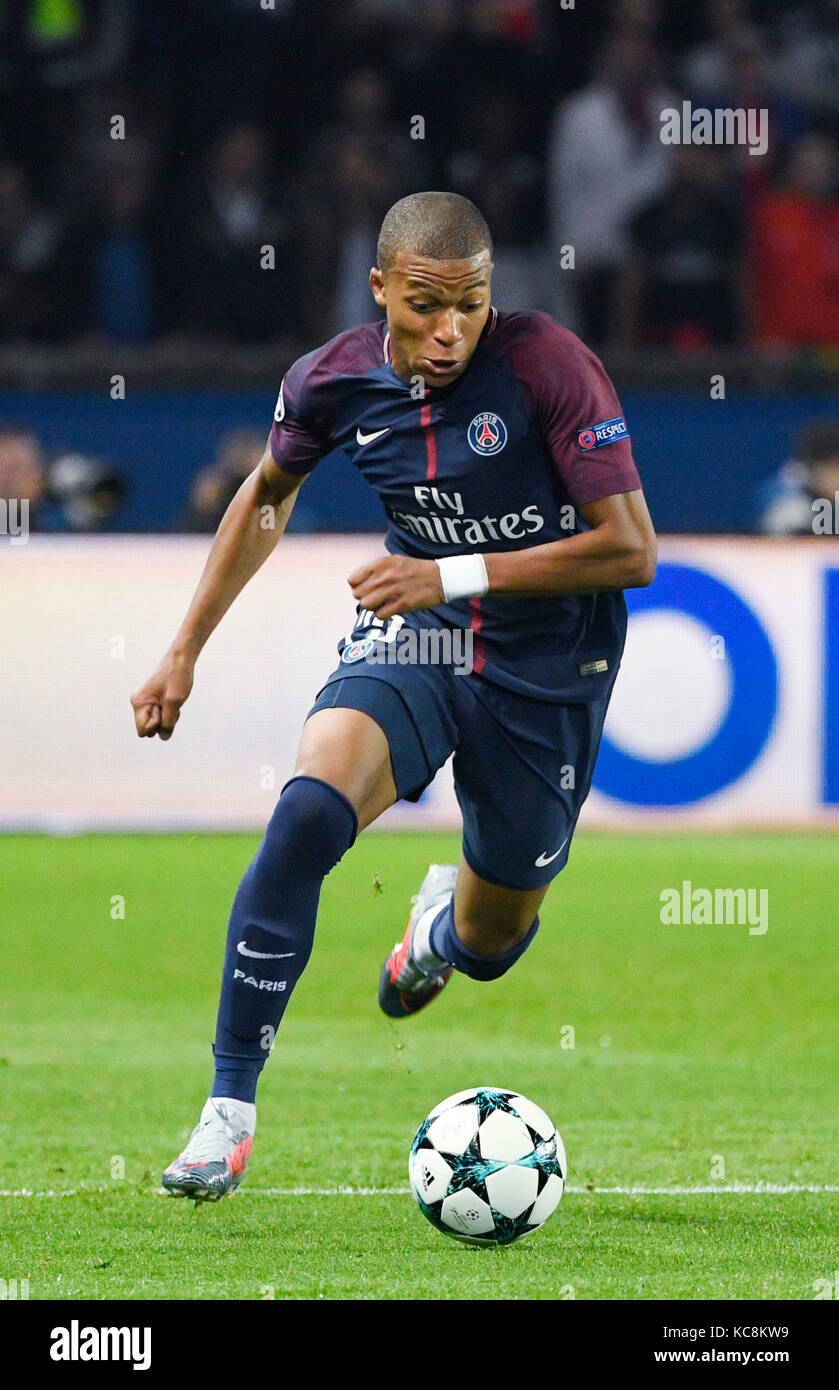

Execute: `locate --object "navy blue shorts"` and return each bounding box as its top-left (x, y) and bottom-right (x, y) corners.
top-left (308, 620), bottom-right (617, 891)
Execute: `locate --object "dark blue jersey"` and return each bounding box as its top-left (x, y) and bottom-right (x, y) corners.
top-left (270, 309), bottom-right (642, 702)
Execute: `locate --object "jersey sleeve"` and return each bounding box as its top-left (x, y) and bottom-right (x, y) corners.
top-left (514, 314), bottom-right (641, 508)
top-left (269, 350), bottom-right (331, 476)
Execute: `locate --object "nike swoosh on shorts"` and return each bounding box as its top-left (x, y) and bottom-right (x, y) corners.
top-left (534, 837), bottom-right (569, 868)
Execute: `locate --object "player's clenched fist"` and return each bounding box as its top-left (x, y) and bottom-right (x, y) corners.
top-left (348, 554), bottom-right (443, 620)
top-left (130, 653), bottom-right (195, 740)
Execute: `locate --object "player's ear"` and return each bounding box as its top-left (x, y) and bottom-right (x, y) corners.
top-left (369, 266), bottom-right (386, 308)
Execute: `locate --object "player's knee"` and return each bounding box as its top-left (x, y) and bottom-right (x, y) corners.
top-left (255, 775), bottom-right (358, 883)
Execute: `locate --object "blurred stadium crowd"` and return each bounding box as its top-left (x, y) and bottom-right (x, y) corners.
top-left (1, 0), bottom-right (838, 534)
top-left (3, 0), bottom-right (839, 352)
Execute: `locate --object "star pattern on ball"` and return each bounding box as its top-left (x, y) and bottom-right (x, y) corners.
top-left (445, 1139), bottom-right (508, 1198)
top-left (409, 1089), bottom-right (565, 1245)
top-left (520, 1134), bottom-right (562, 1178)
top-left (488, 1212), bottom-right (536, 1246)
top-left (473, 1088), bottom-right (520, 1122)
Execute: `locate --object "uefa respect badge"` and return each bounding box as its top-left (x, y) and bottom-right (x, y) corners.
top-left (577, 417), bottom-right (630, 449)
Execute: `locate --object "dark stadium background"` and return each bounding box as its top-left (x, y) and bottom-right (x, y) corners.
top-left (2, 0), bottom-right (838, 535)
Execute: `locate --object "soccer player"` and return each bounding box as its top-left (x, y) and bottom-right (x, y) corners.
top-left (131, 192), bottom-right (656, 1200)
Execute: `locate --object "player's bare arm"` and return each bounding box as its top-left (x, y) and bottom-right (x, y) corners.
top-left (348, 490), bottom-right (656, 620)
top-left (482, 488), bottom-right (657, 597)
top-left (130, 446), bottom-right (306, 740)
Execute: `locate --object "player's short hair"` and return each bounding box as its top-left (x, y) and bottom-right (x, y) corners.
top-left (376, 191), bottom-right (493, 274)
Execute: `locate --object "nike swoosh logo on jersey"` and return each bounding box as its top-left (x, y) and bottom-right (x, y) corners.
top-left (356, 427), bottom-right (390, 446)
top-left (273, 381), bottom-right (286, 422)
top-left (237, 941), bottom-right (295, 960)
top-left (534, 837), bottom-right (569, 867)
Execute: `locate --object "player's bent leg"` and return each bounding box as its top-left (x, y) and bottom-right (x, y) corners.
top-left (163, 709), bottom-right (396, 1199)
top-left (378, 857), bottom-right (548, 1019)
top-left (453, 858), bottom-right (549, 958)
top-left (401, 671), bottom-right (614, 995)
top-left (421, 856), bottom-right (547, 982)
top-left (381, 856), bottom-right (548, 1019)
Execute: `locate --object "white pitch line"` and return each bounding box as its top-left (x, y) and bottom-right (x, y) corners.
top-left (0, 1183), bottom-right (836, 1199)
top-left (568, 1183), bottom-right (839, 1196)
top-left (231, 1183), bottom-right (839, 1197)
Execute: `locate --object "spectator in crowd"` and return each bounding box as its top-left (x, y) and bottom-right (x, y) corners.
top-left (445, 89), bottom-right (546, 313)
top-left (450, 0), bottom-right (554, 153)
top-left (298, 68), bottom-right (430, 338)
top-left (167, 123), bottom-right (301, 344)
top-left (0, 163), bottom-right (80, 341)
top-left (686, 20), bottom-right (804, 191)
top-left (0, 0), bottom-right (132, 91)
top-left (0, 422), bottom-right (129, 531)
top-left (46, 453), bottom-right (129, 531)
top-left (0, 423), bottom-right (47, 529)
top-left (58, 81), bottom-right (163, 207)
top-left (0, 0), bottom-right (132, 179)
top-left (1, 0), bottom-right (839, 358)
top-left (681, 0), bottom-right (754, 101)
top-left (610, 0), bottom-right (660, 35)
top-left (618, 144), bottom-right (744, 347)
top-left (76, 159), bottom-right (158, 344)
top-left (376, 1), bottom-right (555, 179)
top-left (749, 133), bottom-right (839, 349)
top-left (547, 28), bottom-right (676, 344)
top-left (181, 428), bottom-right (265, 533)
top-left (756, 419), bottom-right (839, 534)
top-left (772, 0), bottom-right (839, 124)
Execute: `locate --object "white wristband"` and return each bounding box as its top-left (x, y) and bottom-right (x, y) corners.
top-left (437, 553), bottom-right (489, 603)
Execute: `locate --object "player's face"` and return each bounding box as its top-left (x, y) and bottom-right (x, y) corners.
top-left (370, 250), bottom-right (492, 387)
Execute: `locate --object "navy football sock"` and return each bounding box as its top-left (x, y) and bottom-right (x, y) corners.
top-left (211, 775), bottom-right (357, 1103)
top-left (428, 898), bottom-right (539, 982)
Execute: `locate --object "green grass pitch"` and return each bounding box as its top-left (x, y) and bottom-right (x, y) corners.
top-left (0, 830), bottom-right (836, 1301)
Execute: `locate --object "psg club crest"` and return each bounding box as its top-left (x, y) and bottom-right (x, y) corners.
top-left (468, 412), bottom-right (508, 456)
top-left (341, 637), bottom-right (376, 664)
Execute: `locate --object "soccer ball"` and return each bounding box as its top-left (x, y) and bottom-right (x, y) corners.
top-left (408, 1087), bottom-right (566, 1245)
